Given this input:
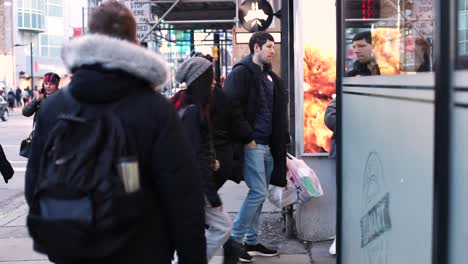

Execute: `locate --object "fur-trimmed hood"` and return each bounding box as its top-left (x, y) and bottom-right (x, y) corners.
top-left (61, 34), bottom-right (169, 91)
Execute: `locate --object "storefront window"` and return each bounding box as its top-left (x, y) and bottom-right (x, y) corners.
top-left (344, 0), bottom-right (435, 76)
top-left (458, 0), bottom-right (468, 68)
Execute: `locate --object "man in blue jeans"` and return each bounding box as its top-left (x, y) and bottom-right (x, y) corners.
top-left (223, 32), bottom-right (289, 263)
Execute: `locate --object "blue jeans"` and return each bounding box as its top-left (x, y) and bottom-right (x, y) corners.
top-left (231, 144), bottom-right (274, 245)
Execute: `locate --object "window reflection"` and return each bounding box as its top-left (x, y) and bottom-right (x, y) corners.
top-left (346, 31), bottom-right (381, 76)
top-left (344, 0), bottom-right (435, 76)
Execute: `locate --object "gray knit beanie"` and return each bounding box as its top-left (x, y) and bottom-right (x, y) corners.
top-left (175, 57), bottom-right (213, 87)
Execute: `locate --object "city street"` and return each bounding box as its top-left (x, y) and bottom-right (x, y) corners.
top-left (0, 109), bottom-right (334, 264)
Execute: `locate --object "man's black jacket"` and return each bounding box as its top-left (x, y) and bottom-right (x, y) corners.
top-left (223, 55), bottom-right (289, 187)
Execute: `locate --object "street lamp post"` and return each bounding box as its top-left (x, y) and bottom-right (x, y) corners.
top-left (29, 42), bottom-right (33, 90)
top-left (14, 42), bottom-right (33, 90)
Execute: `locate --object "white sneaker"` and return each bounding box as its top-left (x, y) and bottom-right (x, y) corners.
top-left (329, 238), bottom-right (336, 255)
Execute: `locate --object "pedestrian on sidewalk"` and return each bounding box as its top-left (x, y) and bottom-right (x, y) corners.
top-left (22, 72), bottom-right (60, 118)
top-left (223, 32), bottom-right (289, 263)
top-left (7, 89), bottom-right (16, 111)
top-left (15, 87), bottom-right (22, 107)
top-left (25, 1), bottom-right (206, 263)
top-left (324, 97), bottom-right (336, 255)
top-left (172, 57), bottom-right (233, 263)
top-left (203, 54), bottom-right (246, 263)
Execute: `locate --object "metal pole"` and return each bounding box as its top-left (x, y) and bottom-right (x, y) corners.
top-left (281, 0), bottom-right (294, 239)
top-left (30, 42), bottom-right (34, 90)
top-left (432, 0), bottom-right (455, 263)
top-left (337, 0), bottom-right (344, 262)
top-left (82, 7), bottom-right (85, 35)
top-left (224, 30), bottom-right (228, 77)
top-left (235, 0), bottom-right (239, 28)
top-left (214, 33), bottom-right (221, 82)
top-left (10, 0), bottom-right (15, 88)
top-left (140, 0), bottom-right (182, 43)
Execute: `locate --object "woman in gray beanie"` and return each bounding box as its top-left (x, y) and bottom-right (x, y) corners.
top-left (171, 57), bottom-right (234, 264)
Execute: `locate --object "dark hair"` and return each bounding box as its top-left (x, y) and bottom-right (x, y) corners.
top-left (43, 72), bottom-right (60, 86)
top-left (352, 31), bottom-right (372, 44)
top-left (186, 68), bottom-right (213, 107)
top-left (88, 0), bottom-right (136, 41)
top-left (249, 32), bottom-right (274, 54)
top-left (172, 68), bottom-right (214, 124)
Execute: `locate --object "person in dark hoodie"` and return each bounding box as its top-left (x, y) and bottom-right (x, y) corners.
top-left (223, 31), bottom-right (289, 262)
top-left (172, 57), bottom-right (233, 264)
top-left (346, 31), bottom-right (381, 77)
top-left (25, 1), bottom-right (206, 263)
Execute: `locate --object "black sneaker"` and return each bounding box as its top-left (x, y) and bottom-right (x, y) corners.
top-left (239, 246), bottom-right (253, 263)
top-left (244, 243), bottom-right (278, 257)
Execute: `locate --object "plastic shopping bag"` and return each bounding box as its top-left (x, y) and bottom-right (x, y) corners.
top-left (286, 153), bottom-right (324, 203)
top-left (268, 178), bottom-right (298, 208)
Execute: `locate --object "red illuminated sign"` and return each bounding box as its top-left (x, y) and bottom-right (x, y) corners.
top-left (361, 0), bottom-right (376, 19)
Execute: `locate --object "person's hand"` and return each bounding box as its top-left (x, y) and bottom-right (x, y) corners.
top-left (213, 160), bottom-right (220, 171)
top-left (245, 140), bottom-right (256, 149)
top-left (36, 88), bottom-right (45, 102)
top-left (35, 92), bottom-right (44, 102)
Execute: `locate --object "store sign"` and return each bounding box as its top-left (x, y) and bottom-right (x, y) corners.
top-left (239, 0), bottom-right (274, 32)
top-left (412, 0), bottom-right (434, 36)
top-left (126, 1), bottom-right (152, 42)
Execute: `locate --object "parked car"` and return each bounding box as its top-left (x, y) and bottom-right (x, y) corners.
top-left (0, 97), bottom-right (9, 121)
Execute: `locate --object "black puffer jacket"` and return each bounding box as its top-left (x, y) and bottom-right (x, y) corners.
top-left (25, 34), bottom-right (207, 264)
top-left (210, 85), bottom-right (246, 187)
top-left (345, 59), bottom-right (381, 77)
top-left (176, 100), bottom-right (222, 207)
top-left (223, 55), bottom-right (289, 187)
top-left (22, 97), bottom-right (41, 117)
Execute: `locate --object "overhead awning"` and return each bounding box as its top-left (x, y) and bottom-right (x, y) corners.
top-left (151, 0), bottom-right (237, 30)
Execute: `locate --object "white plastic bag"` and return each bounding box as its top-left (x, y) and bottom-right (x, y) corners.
top-left (286, 153), bottom-right (324, 203)
top-left (268, 179), bottom-right (298, 208)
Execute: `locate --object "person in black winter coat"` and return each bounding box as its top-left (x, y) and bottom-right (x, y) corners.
top-left (172, 57), bottom-right (233, 263)
top-left (324, 98), bottom-right (336, 159)
top-left (22, 72), bottom-right (60, 118)
top-left (7, 90), bottom-right (16, 110)
top-left (223, 32), bottom-right (289, 261)
top-left (210, 83), bottom-right (246, 189)
top-left (15, 87), bottom-right (22, 107)
top-left (25, 2), bottom-right (206, 263)
top-left (324, 97), bottom-right (336, 255)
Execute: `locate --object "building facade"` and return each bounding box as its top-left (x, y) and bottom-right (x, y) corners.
top-left (0, 0), bottom-right (88, 88)
top-left (0, 0), bottom-right (15, 90)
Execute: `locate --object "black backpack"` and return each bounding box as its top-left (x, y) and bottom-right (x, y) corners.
top-left (27, 88), bottom-right (147, 258)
